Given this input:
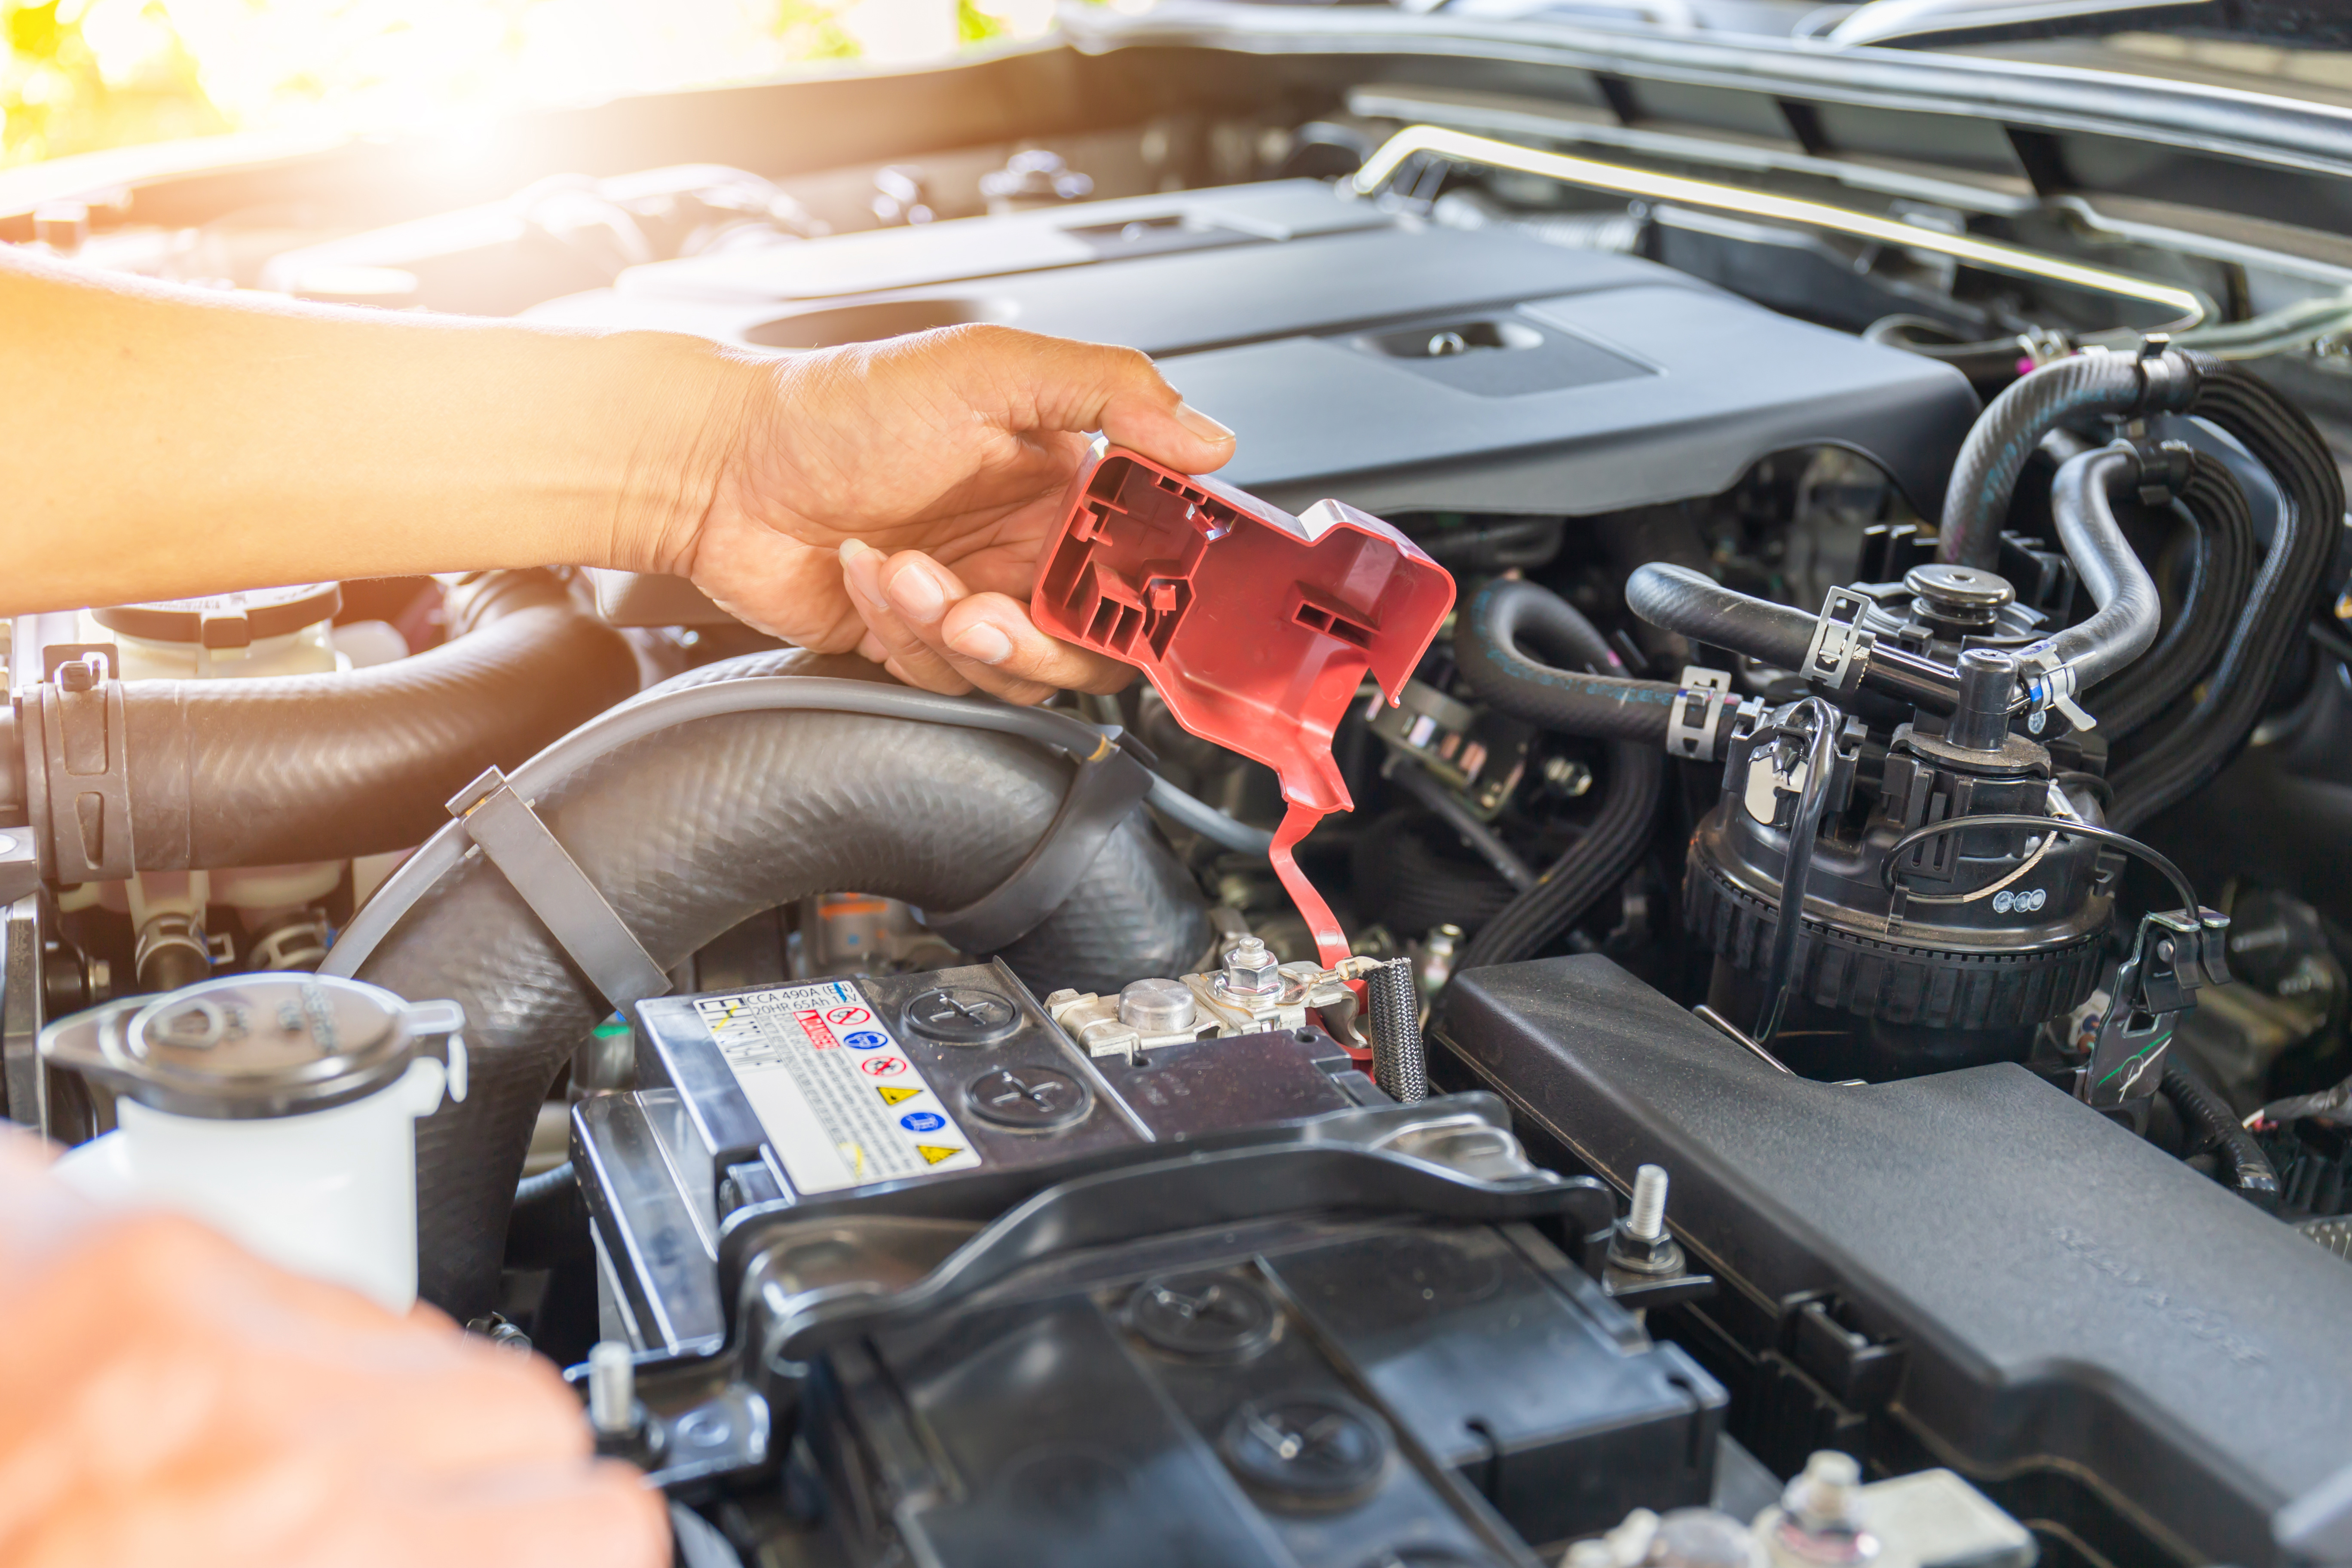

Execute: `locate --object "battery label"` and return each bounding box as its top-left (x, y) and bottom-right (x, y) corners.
top-left (693, 982), bottom-right (982, 1193)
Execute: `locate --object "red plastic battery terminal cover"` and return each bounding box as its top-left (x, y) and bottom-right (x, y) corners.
top-left (1031, 443), bottom-right (1455, 968)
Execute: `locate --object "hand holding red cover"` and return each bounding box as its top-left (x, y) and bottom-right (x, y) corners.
top-left (1032, 444), bottom-right (1454, 966)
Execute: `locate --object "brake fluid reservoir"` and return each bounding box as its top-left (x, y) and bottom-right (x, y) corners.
top-left (39, 975), bottom-right (467, 1310)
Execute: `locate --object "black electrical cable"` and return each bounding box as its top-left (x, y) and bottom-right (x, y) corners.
top-left (1881, 814), bottom-right (2199, 917)
top-left (1753, 697), bottom-right (1842, 1045)
top-left (2164, 1053), bottom-right (2283, 1212)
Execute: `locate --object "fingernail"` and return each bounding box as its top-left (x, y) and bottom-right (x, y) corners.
top-left (838, 539), bottom-right (882, 602)
top-left (1173, 400), bottom-right (1234, 444)
top-left (948, 621), bottom-right (1014, 666)
top-left (887, 560), bottom-right (946, 621)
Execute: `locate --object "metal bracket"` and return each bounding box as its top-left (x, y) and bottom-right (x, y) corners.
top-left (1801, 586), bottom-right (1877, 697)
top-left (1665, 665), bottom-right (1741, 762)
top-left (2079, 906), bottom-right (2231, 1109)
top-left (447, 766), bottom-right (670, 1011)
top-left (922, 735), bottom-right (1155, 955)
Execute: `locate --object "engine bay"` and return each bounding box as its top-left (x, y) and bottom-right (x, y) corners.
top-left (13, 40), bottom-right (2352, 1567)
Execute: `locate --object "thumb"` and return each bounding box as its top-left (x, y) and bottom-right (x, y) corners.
top-left (947, 325), bottom-right (1237, 475)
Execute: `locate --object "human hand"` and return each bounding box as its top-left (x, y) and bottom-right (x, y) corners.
top-left (661, 323), bottom-right (1235, 703)
top-left (0, 1131), bottom-right (666, 1568)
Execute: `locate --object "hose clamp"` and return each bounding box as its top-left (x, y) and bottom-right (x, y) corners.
top-left (2127, 436), bottom-right (2195, 507)
top-left (447, 766), bottom-right (671, 1012)
top-left (2133, 335), bottom-right (2200, 414)
top-left (1800, 587), bottom-right (1877, 698)
top-left (1666, 666), bottom-right (1740, 762)
top-left (2018, 651), bottom-right (2097, 735)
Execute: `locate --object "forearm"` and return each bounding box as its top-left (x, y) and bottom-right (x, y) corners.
top-left (0, 249), bottom-right (755, 614)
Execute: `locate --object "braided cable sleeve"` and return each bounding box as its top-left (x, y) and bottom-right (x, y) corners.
top-left (1366, 957), bottom-right (1428, 1103)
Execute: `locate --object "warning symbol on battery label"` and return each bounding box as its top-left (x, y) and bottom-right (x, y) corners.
top-left (692, 980), bottom-right (982, 1194)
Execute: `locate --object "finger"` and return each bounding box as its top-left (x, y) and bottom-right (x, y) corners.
top-left (875, 550), bottom-right (1133, 704)
top-left (917, 325), bottom-right (1237, 477)
top-left (839, 539), bottom-right (973, 696)
top-left (940, 592), bottom-right (1137, 699)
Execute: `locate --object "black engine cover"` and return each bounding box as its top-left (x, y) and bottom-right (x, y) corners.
top-left (1432, 956), bottom-right (2352, 1568)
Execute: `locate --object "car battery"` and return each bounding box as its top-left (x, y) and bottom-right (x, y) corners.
top-left (574, 959), bottom-right (1724, 1559)
top-left (573, 960), bottom-right (1383, 1356)
top-left (801, 1214), bottom-right (1725, 1564)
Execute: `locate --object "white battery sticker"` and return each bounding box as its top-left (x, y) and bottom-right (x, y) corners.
top-left (693, 982), bottom-right (983, 1194)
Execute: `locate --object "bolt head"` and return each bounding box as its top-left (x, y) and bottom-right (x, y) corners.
top-left (1219, 937), bottom-right (1283, 996)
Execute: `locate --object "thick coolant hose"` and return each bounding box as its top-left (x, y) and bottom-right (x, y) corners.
top-left (2163, 1054), bottom-right (2282, 1212)
top-left (2095, 453), bottom-right (2254, 739)
top-left (2037, 445), bottom-right (2165, 696)
top-left (331, 651), bottom-right (1211, 1319)
top-left (111, 570), bottom-right (640, 868)
top-left (1455, 582), bottom-right (1663, 969)
top-left (1625, 564), bottom-right (1820, 674)
top-left (1455, 579), bottom-right (1681, 745)
top-left (2108, 364), bottom-right (2344, 829)
top-left (1939, 348), bottom-right (2201, 569)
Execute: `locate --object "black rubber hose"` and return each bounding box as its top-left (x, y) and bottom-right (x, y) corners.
top-left (1625, 563), bottom-right (1820, 676)
top-left (2096, 453), bottom-right (2254, 738)
top-left (1939, 349), bottom-right (2201, 569)
top-left (1350, 810), bottom-right (1519, 935)
top-left (2163, 1054), bottom-right (2282, 1212)
top-left (2037, 445), bottom-right (2165, 695)
top-left (504, 1161), bottom-right (584, 1271)
top-left (349, 650), bottom-right (1210, 1319)
top-left (1456, 741), bottom-right (1661, 971)
top-left (1454, 585), bottom-right (1665, 968)
top-left (115, 570), bottom-right (640, 868)
top-left (2108, 364), bottom-right (2345, 829)
top-left (1456, 579), bottom-right (1681, 746)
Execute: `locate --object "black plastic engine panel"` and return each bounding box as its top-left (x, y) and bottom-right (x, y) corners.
top-left (530, 180), bottom-right (1980, 523)
top-left (1433, 955), bottom-right (2352, 1568)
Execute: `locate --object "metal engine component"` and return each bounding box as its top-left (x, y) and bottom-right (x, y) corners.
top-left (1043, 945), bottom-right (1378, 1065)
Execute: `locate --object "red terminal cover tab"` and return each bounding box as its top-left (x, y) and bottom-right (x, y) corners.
top-left (1032, 443), bottom-right (1455, 968)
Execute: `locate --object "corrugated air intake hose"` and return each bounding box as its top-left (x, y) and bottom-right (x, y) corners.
top-left (324, 650), bottom-right (1212, 1319)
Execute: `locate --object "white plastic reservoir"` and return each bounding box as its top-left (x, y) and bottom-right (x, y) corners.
top-left (40, 975), bottom-right (467, 1311)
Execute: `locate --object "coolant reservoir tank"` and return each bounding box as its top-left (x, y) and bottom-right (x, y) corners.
top-left (39, 974), bottom-right (467, 1309)
top-left (85, 581), bottom-right (343, 680)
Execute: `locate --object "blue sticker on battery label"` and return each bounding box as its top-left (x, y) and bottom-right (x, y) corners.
top-left (843, 1031), bottom-right (891, 1050)
top-left (900, 1111), bottom-right (947, 1133)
